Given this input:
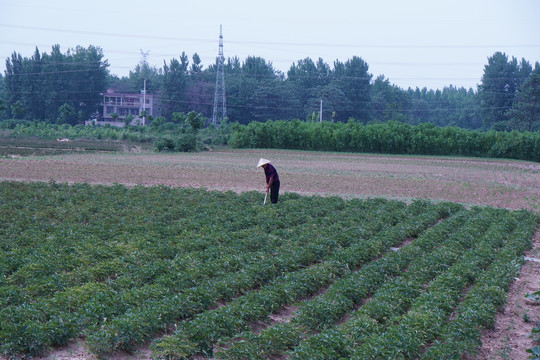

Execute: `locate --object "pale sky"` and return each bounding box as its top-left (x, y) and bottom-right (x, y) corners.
top-left (1, 0), bottom-right (539, 90)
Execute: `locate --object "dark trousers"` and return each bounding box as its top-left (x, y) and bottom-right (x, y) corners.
top-left (270, 180), bottom-right (280, 204)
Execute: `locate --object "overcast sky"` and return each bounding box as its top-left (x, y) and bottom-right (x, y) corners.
top-left (1, 0), bottom-right (539, 90)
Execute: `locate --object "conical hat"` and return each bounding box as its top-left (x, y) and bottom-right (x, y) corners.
top-left (257, 158), bottom-right (271, 168)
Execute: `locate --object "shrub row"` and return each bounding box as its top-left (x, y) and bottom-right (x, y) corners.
top-left (230, 120), bottom-right (540, 162)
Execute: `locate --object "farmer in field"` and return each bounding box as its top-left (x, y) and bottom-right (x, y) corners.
top-left (257, 158), bottom-right (280, 204)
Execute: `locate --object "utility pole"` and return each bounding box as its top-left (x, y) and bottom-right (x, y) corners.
top-left (142, 79), bottom-right (147, 125)
top-left (140, 50), bottom-right (150, 126)
top-left (212, 25), bottom-right (226, 125)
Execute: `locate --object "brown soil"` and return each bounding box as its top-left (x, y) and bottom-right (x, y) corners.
top-left (471, 228), bottom-right (540, 360)
top-left (1, 148), bottom-right (538, 210)
top-left (1, 148), bottom-right (539, 359)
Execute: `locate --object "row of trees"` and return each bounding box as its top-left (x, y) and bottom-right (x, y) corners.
top-left (2, 45), bottom-right (108, 123)
top-left (1, 45), bottom-right (538, 131)
top-left (230, 120), bottom-right (540, 162)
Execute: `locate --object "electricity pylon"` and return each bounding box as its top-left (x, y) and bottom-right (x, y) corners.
top-left (212, 25), bottom-right (226, 125)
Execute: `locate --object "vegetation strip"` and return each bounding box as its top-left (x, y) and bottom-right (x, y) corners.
top-left (217, 208), bottom-right (471, 359)
top-left (0, 181), bottom-right (538, 359)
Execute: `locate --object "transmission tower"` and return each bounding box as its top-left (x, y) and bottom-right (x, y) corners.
top-left (212, 25), bottom-right (226, 125)
top-left (140, 49), bottom-right (150, 65)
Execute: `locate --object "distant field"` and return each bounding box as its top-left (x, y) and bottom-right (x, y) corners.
top-left (0, 147), bottom-right (538, 211)
top-left (0, 136), bottom-right (152, 156)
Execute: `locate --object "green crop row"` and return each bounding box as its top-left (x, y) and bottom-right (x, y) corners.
top-left (348, 211), bottom-right (519, 359)
top-left (0, 181), bottom-right (435, 357)
top-left (220, 207), bottom-right (524, 359)
top-left (84, 199), bottom-right (416, 356)
top-left (146, 202), bottom-right (456, 359)
top-left (218, 207), bottom-right (482, 359)
top-left (287, 210), bottom-right (538, 360)
top-left (0, 181), bottom-right (537, 360)
top-left (421, 211), bottom-right (539, 359)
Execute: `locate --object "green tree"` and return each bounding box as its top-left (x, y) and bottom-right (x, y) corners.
top-left (4, 45), bottom-right (108, 123)
top-left (57, 103), bottom-right (76, 124)
top-left (124, 114), bottom-right (134, 126)
top-left (288, 57), bottom-right (319, 90)
top-left (287, 57), bottom-right (333, 119)
top-left (371, 75), bottom-right (412, 123)
top-left (190, 53), bottom-right (203, 75)
top-left (70, 45), bottom-right (109, 121)
top-left (287, 57), bottom-right (319, 113)
top-left (225, 56), bottom-right (242, 74)
top-left (478, 52), bottom-right (532, 129)
top-left (242, 56), bottom-right (275, 78)
top-left (333, 56), bottom-right (372, 123)
top-left (11, 100), bottom-right (24, 119)
top-left (316, 57), bottom-right (331, 87)
top-left (172, 112), bottom-right (187, 125)
top-left (306, 84), bottom-right (351, 122)
top-left (507, 64), bottom-right (540, 131)
top-left (247, 80), bottom-right (301, 122)
top-left (185, 111), bottom-right (205, 131)
top-left (128, 60), bottom-right (160, 96)
top-left (23, 48), bottom-right (45, 120)
top-left (4, 52), bottom-right (23, 118)
top-left (0, 73), bottom-right (7, 118)
top-left (161, 55), bottom-right (189, 119)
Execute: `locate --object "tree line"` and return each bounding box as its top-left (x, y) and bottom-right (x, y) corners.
top-left (2, 45), bottom-right (108, 123)
top-left (229, 120), bottom-right (540, 162)
top-left (1, 45), bottom-right (538, 132)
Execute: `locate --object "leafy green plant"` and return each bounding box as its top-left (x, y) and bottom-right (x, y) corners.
top-left (230, 119), bottom-right (540, 162)
top-left (528, 288), bottom-right (540, 359)
top-left (0, 181), bottom-right (538, 359)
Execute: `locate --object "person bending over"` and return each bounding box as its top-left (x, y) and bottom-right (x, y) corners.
top-left (257, 158), bottom-right (280, 204)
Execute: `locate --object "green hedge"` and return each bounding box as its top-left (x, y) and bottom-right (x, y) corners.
top-left (229, 120), bottom-right (540, 162)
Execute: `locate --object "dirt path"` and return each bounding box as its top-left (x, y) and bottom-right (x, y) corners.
top-left (472, 229), bottom-right (540, 360)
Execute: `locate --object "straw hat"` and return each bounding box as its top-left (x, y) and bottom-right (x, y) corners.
top-left (257, 158), bottom-right (271, 168)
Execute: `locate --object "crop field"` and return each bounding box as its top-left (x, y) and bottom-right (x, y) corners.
top-left (0, 136), bottom-right (152, 157)
top-left (0, 149), bottom-right (539, 359)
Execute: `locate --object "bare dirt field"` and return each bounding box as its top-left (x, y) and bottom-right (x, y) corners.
top-left (1, 148), bottom-right (539, 211)
top-left (1, 148), bottom-right (539, 359)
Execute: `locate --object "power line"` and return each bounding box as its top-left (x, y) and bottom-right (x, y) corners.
top-left (2, 23), bottom-right (540, 50)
